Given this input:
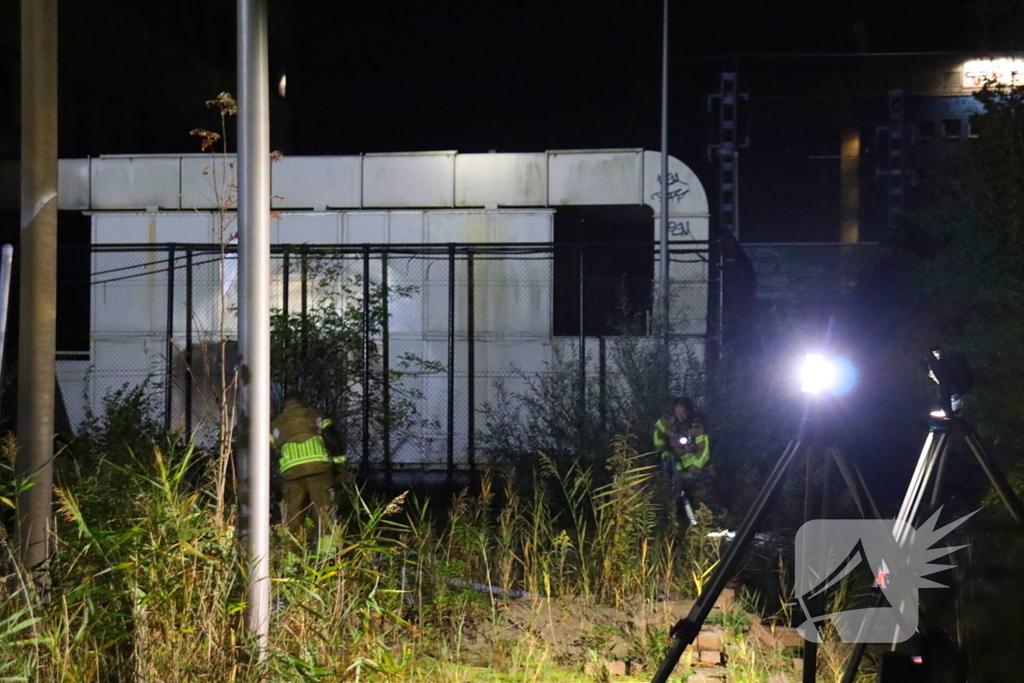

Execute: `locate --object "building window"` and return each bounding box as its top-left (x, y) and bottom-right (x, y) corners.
top-left (943, 119), bottom-right (962, 140)
top-left (553, 206), bottom-right (654, 337)
top-left (968, 115), bottom-right (983, 139)
top-left (916, 121), bottom-right (937, 141)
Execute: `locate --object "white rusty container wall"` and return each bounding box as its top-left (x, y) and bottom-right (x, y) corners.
top-left (33, 150), bottom-right (710, 468)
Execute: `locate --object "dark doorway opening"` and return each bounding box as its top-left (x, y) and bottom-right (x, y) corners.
top-left (553, 205), bottom-right (654, 336)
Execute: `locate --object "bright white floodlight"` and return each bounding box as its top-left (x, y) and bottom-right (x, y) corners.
top-left (800, 353), bottom-right (840, 395)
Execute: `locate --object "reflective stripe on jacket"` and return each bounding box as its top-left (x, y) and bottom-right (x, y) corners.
top-left (653, 414), bottom-right (710, 472)
top-left (271, 405), bottom-right (333, 473)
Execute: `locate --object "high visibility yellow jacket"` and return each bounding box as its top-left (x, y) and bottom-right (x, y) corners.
top-left (270, 405), bottom-right (344, 480)
top-left (653, 414), bottom-right (710, 475)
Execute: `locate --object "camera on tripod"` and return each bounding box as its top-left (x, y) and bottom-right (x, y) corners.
top-left (926, 347), bottom-right (973, 419)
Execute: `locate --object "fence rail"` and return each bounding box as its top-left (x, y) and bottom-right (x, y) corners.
top-left (64, 241), bottom-right (711, 479)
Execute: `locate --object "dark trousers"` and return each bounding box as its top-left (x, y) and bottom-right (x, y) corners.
top-left (281, 470), bottom-right (337, 548)
top-left (660, 456), bottom-right (697, 523)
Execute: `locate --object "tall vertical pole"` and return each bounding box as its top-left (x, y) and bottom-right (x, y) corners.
top-left (659, 0), bottom-right (671, 399)
top-left (237, 0), bottom-right (271, 653)
top-left (17, 0), bottom-right (58, 587)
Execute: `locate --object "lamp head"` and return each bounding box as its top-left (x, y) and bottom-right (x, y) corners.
top-left (798, 352), bottom-right (856, 397)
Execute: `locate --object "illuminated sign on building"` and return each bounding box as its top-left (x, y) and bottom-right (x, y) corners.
top-left (962, 58), bottom-right (1024, 88)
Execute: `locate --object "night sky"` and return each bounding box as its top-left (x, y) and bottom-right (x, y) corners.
top-left (286, 0), bottom-right (975, 156)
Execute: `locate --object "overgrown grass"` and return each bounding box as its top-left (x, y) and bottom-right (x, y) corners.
top-left (0, 433), bottom-right (809, 682)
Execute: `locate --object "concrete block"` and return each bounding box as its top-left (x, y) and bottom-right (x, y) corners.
top-left (696, 629), bottom-right (723, 651)
top-left (774, 626), bottom-right (804, 648)
top-left (607, 661), bottom-right (626, 677)
top-left (699, 650), bottom-right (722, 665)
top-left (749, 621), bottom-right (777, 648)
top-left (714, 587), bottom-right (735, 611)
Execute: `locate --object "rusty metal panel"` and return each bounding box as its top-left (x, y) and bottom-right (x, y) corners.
top-left (272, 156), bottom-right (362, 209)
top-left (92, 213), bottom-right (215, 244)
top-left (275, 212), bottom-right (340, 244)
top-left (547, 150), bottom-right (643, 205)
top-left (181, 155), bottom-right (236, 210)
top-left (490, 210), bottom-right (553, 242)
top-left (90, 157), bottom-right (181, 210)
top-left (362, 152), bottom-right (455, 208)
top-left (58, 159), bottom-right (90, 210)
top-left (455, 153), bottom-right (547, 207)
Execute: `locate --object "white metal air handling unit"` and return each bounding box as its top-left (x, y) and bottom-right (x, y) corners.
top-left (18, 149), bottom-right (709, 468)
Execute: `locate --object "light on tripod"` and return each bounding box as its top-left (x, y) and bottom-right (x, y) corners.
top-left (930, 409), bottom-right (947, 419)
top-left (679, 436), bottom-right (690, 445)
top-left (799, 353), bottom-right (856, 396)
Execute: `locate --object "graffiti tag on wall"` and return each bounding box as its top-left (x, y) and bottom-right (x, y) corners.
top-left (651, 172), bottom-right (691, 204)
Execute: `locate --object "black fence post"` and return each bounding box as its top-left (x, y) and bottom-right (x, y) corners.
top-left (598, 335), bottom-right (607, 433)
top-left (164, 245), bottom-right (176, 433)
top-left (185, 247), bottom-right (194, 438)
top-left (300, 247), bottom-right (308, 347)
top-left (466, 250), bottom-right (476, 474)
top-left (447, 244), bottom-right (456, 482)
top-left (281, 248), bottom-right (290, 397)
top-left (381, 249), bottom-right (391, 484)
top-left (361, 246), bottom-right (371, 479)
top-left (578, 245), bottom-right (586, 448)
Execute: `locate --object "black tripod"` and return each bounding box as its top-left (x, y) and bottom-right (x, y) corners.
top-left (837, 410), bottom-right (1024, 683)
top-left (649, 406), bottom-right (876, 683)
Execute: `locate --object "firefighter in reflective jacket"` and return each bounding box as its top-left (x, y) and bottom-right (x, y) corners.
top-left (653, 396), bottom-right (710, 525)
top-left (271, 393), bottom-right (346, 547)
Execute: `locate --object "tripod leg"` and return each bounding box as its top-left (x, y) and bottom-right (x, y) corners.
top-left (840, 427), bottom-right (947, 683)
top-left (650, 439), bottom-right (806, 683)
top-left (964, 431), bottom-right (1024, 525)
top-left (830, 447), bottom-right (881, 520)
top-left (928, 439), bottom-right (950, 511)
top-left (802, 446), bottom-right (820, 683)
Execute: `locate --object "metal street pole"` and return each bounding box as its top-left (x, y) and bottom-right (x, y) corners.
top-left (238, 0), bottom-right (271, 653)
top-left (17, 0), bottom-right (58, 590)
top-left (659, 0), bottom-right (671, 396)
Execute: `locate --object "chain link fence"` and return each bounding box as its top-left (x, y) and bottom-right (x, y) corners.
top-left (70, 242), bottom-right (711, 476)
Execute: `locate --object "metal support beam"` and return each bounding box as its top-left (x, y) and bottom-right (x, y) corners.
top-left (0, 245), bottom-right (13, 385)
top-left (17, 0), bottom-right (59, 588)
top-left (237, 0), bottom-right (271, 653)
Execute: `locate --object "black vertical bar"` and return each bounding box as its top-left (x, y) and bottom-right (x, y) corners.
top-left (578, 246), bottom-right (586, 445)
top-left (300, 247), bottom-right (308, 343)
top-left (164, 245), bottom-right (176, 433)
top-left (466, 251), bottom-right (476, 473)
top-left (361, 246), bottom-right (371, 479)
top-left (447, 245), bottom-right (456, 481)
top-left (282, 249), bottom-right (290, 317)
top-left (185, 247), bottom-right (194, 438)
top-left (281, 248), bottom-right (290, 397)
top-left (381, 250), bottom-right (391, 483)
top-left (598, 335), bottom-right (607, 433)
